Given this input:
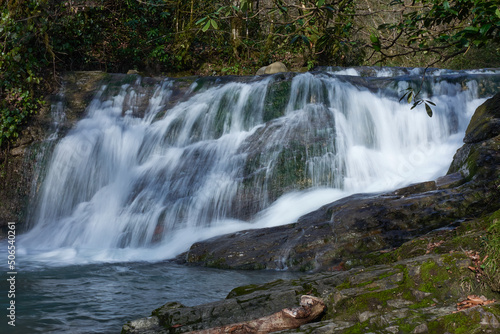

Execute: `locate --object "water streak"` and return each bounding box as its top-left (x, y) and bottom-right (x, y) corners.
top-left (20, 69), bottom-right (497, 264)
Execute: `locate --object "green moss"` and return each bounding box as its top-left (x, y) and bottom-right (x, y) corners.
top-left (464, 147), bottom-right (481, 181)
top-left (427, 308), bottom-right (483, 334)
top-left (341, 322), bottom-right (368, 334)
top-left (263, 79), bottom-right (291, 122)
top-left (270, 141), bottom-right (310, 194)
top-left (226, 279), bottom-right (286, 298)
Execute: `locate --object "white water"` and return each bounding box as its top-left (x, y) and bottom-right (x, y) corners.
top-left (18, 69), bottom-right (490, 266)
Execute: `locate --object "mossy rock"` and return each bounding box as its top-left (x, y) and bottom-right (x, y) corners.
top-left (263, 78), bottom-right (291, 122)
top-left (464, 92), bottom-right (500, 144)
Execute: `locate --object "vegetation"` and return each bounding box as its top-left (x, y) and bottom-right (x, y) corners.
top-left (370, 0), bottom-right (500, 66)
top-left (0, 0), bottom-right (499, 144)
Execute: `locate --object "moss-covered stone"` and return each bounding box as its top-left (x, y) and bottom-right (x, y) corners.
top-left (263, 79), bottom-right (291, 122)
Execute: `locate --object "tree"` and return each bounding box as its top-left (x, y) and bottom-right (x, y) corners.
top-left (370, 0), bottom-right (500, 66)
top-left (367, 0), bottom-right (500, 116)
top-left (195, 0), bottom-right (363, 67)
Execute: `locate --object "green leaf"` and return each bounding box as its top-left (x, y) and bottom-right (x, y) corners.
top-left (463, 26), bottom-right (479, 33)
top-left (210, 19), bottom-right (218, 30)
top-left (480, 23), bottom-right (492, 35)
top-left (407, 91), bottom-right (413, 104)
top-left (370, 33), bottom-right (381, 51)
top-left (195, 17), bottom-right (207, 25)
top-left (496, 8), bottom-right (500, 18)
top-left (425, 103), bottom-right (433, 117)
top-left (202, 21), bottom-right (211, 32)
top-left (317, 0), bottom-right (325, 7)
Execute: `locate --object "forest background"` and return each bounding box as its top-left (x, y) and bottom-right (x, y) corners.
top-left (0, 0), bottom-right (499, 149)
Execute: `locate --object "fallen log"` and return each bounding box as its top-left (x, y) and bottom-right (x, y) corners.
top-left (187, 295), bottom-right (326, 334)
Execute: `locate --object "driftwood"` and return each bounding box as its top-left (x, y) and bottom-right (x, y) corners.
top-left (187, 295), bottom-right (325, 334)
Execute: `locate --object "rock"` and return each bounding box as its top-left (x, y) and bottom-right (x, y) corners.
top-left (10, 146), bottom-right (27, 156)
top-left (178, 93), bottom-right (500, 271)
top-left (123, 254), bottom-right (500, 333)
top-left (177, 187), bottom-right (481, 271)
top-left (463, 92), bottom-right (500, 144)
top-left (187, 295), bottom-right (325, 334)
top-left (122, 317), bottom-right (164, 334)
top-left (413, 323), bottom-right (428, 333)
top-left (256, 62), bottom-right (288, 75)
top-left (256, 66), bottom-right (267, 75)
top-left (265, 61), bottom-right (288, 74)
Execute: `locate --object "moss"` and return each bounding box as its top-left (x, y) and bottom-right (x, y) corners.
top-left (263, 79), bottom-right (291, 122)
top-left (268, 141), bottom-right (311, 199)
top-left (427, 308), bottom-right (483, 334)
top-left (341, 322), bottom-right (369, 334)
top-left (226, 279), bottom-right (286, 298)
top-left (464, 147), bottom-right (481, 181)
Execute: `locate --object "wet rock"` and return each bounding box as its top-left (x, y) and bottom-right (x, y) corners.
top-left (178, 93), bottom-right (500, 271)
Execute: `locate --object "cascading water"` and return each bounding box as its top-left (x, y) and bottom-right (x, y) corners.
top-left (19, 70), bottom-right (494, 263)
top-left (4, 67), bottom-right (500, 334)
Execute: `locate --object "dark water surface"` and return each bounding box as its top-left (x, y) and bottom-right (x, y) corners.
top-left (1, 257), bottom-right (299, 334)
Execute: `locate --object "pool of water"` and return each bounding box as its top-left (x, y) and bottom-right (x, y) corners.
top-left (0, 255), bottom-right (299, 334)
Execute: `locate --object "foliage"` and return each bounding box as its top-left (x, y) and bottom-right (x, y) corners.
top-left (372, 0), bottom-right (500, 65)
top-left (2, 0), bottom-right (500, 145)
top-left (194, 0), bottom-right (363, 66)
top-left (0, 0), bottom-right (50, 147)
top-left (368, 0), bottom-right (500, 116)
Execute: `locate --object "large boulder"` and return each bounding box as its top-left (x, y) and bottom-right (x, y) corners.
top-left (256, 61), bottom-right (288, 75)
top-left (177, 92), bottom-right (500, 271)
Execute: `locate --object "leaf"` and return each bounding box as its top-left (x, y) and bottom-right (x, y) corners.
top-left (316, 0), bottom-right (325, 7)
top-left (463, 26), bottom-right (479, 33)
top-left (496, 8), bottom-right (500, 19)
top-left (210, 19), bottom-right (218, 30)
top-left (202, 21), bottom-right (211, 32)
top-left (407, 91), bottom-right (413, 104)
top-left (480, 23), bottom-right (492, 35)
top-left (425, 103), bottom-right (433, 117)
top-left (370, 33), bottom-right (381, 51)
top-left (195, 17), bottom-right (207, 25)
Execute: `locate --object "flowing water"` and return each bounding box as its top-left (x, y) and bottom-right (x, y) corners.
top-left (2, 67), bottom-right (499, 333)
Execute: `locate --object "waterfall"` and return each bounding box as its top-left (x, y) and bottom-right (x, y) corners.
top-left (20, 69), bottom-right (498, 264)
